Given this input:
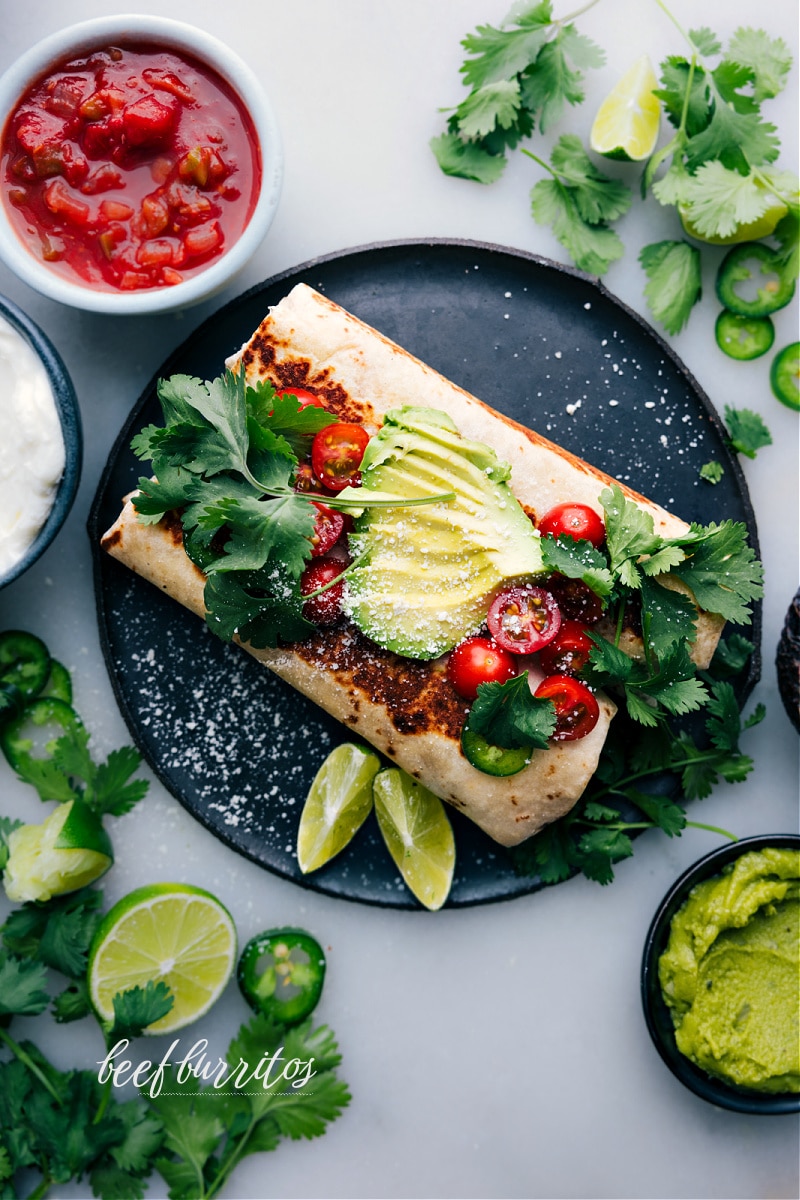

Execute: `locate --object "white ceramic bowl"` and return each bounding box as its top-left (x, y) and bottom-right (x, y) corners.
top-left (0, 15), bottom-right (283, 314)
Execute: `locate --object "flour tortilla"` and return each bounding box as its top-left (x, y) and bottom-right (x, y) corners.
top-left (102, 283), bottom-right (723, 847)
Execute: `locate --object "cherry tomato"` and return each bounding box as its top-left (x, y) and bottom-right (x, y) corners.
top-left (538, 621), bottom-right (594, 676)
top-left (311, 423), bottom-right (370, 492)
top-left (534, 675), bottom-right (600, 742)
top-left (546, 576), bottom-right (604, 626)
top-left (487, 586), bottom-right (561, 655)
top-left (300, 559), bottom-right (346, 627)
top-left (294, 461), bottom-right (326, 494)
top-left (279, 388), bottom-right (324, 410)
top-left (309, 503), bottom-right (345, 558)
top-left (538, 503), bottom-right (605, 548)
top-left (447, 637), bottom-right (517, 702)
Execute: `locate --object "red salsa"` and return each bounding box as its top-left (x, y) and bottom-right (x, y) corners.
top-left (1, 41), bottom-right (262, 291)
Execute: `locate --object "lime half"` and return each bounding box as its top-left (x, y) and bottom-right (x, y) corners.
top-left (3, 799), bottom-right (113, 904)
top-left (297, 743), bottom-right (380, 873)
top-left (373, 769), bottom-right (455, 911)
top-left (88, 882), bottom-right (237, 1034)
top-left (590, 56), bottom-right (660, 161)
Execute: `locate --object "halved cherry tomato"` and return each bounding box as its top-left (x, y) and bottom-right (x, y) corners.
top-left (538, 503), bottom-right (605, 548)
top-left (534, 675), bottom-right (599, 741)
top-left (300, 559), bottom-right (346, 627)
top-left (279, 388), bottom-right (324, 410)
top-left (538, 621), bottom-right (594, 676)
top-left (294, 461), bottom-right (326, 494)
top-left (487, 586), bottom-right (561, 654)
top-left (546, 576), bottom-right (604, 626)
top-left (310, 503), bottom-right (345, 557)
top-left (311, 423), bottom-right (370, 492)
top-left (447, 637), bottom-right (517, 702)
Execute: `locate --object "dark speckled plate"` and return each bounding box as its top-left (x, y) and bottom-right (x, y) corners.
top-left (88, 240), bottom-right (760, 909)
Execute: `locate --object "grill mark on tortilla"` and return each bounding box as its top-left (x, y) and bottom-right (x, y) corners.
top-left (291, 623), bottom-right (469, 741)
top-left (241, 335), bottom-right (376, 425)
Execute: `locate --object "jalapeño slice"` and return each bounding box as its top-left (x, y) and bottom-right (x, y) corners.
top-left (770, 342), bottom-right (800, 410)
top-left (715, 311), bottom-right (775, 361)
top-left (0, 697), bottom-right (83, 791)
top-left (460, 726), bottom-right (531, 777)
top-left (715, 243), bottom-right (796, 318)
top-left (0, 631), bottom-right (51, 698)
top-left (237, 928), bottom-right (326, 1026)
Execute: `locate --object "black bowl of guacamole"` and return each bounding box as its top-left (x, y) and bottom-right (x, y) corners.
top-left (642, 833), bottom-right (800, 1114)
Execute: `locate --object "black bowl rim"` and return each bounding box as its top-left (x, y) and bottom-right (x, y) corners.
top-left (0, 294), bottom-right (82, 587)
top-left (641, 832), bottom-right (800, 1115)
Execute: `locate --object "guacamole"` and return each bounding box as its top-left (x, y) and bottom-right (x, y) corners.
top-left (659, 847), bottom-right (800, 1094)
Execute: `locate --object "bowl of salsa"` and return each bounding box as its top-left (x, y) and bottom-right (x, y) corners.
top-left (0, 16), bottom-right (282, 313)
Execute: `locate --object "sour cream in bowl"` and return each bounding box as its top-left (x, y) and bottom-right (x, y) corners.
top-left (0, 295), bottom-right (81, 587)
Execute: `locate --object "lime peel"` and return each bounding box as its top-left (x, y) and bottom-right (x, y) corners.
top-left (3, 799), bottom-right (113, 904)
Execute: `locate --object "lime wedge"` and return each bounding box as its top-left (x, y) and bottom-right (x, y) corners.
top-left (373, 769), bottom-right (455, 911)
top-left (3, 799), bottom-right (113, 904)
top-left (297, 743), bottom-right (380, 873)
top-left (88, 882), bottom-right (237, 1034)
top-left (590, 56), bottom-right (660, 161)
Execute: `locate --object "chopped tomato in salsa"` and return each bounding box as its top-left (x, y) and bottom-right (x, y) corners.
top-left (1, 42), bottom-right (261, 292)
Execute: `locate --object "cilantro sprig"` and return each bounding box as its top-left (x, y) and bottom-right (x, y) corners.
top-left (640, 6), bottom-right (799, 331)
top-left (133, 370), bottom-right (451, 649)
top-left (511, 668), bottom-right (764, 885)
top-left (431, 0), bottom-right (605, 185)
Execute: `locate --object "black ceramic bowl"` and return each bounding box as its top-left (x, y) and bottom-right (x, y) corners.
top-left (0, 295), bottom-right (82, 588)
top-left (642, 833), bottom-right (800, 1114)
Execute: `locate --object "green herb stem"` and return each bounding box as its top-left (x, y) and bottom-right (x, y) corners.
top-left (521, 148), bottom-right (556, 177)
top-left (591, 748), bottom-right (740, 799)
top-left (0, 1025), bottom-right (62, 1106)
top-left (205, 1115), bottom-right (259, 1200)
top-left (685, 819), bottom-right (738, 841)
top-left (25, 1171), bottom-right (53, 1200)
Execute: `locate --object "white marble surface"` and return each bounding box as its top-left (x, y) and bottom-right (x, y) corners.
top-left (0, 2), bottom-right (798, 1197)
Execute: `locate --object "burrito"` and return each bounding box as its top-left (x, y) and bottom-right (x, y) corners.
top-left (102, 283), bottom-right (726, 847)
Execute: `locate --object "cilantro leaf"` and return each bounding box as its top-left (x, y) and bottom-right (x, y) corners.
top-left (460, 11), bottom-right (552, 89)
top-left (639, 240), bottom-right (702, 334)
top-left (203, 570), bottom-right (314, 648)
top-left (600, 484), bottom-right (663, 585)
top-left (109, 982), bottom-right (174, 1041)
top-left (671, 521), bottom-right (763, 623)
top-left (467, 673), bottom-right (556, 750)
top-left (0, 815), bottom-right (22, 873)
top-left (0, 949), bottom-right (50, 1017)
top-left (2, 887), bottom-right (103, 979)
top-left (627, 789), bottom-right (687, 837)
top-left (576, 827), bottom-right (633, 883)
top-left (727, 27), bottom-right (792, 102)
top-left (456, 79), bottom-right (522, 139)
top-left (430, 132), bottom-right (508, 183)
top-left (539, 533), bottom-right (613, 597)
top-left (679, 161), bottom-right (785, 240)
top-left (520, 26), bottom-right (603, 132)
top-left (89, 747), bottom-right (149, 817)
top-left (724, 405), bottom-right (772, 459)
top-left (655, 58), bottom-right (712, 137)
top-left (689, 28), bottom-right (722, 57)
top-left (700, 461), bottom-right (724, 484)
top-left (52, 979), bottom-right (93, 1023)
top-left (132, 467), bottom-right (199, 524)
top-left (640, 576), bottom-right (698, 658)
top-left (548, 135), bottom-right (631, 223)
top-left (708, 632), bottom-right (754, 679)
top-left (531, 177), bottom-right (625, 275)
top-left (201, 493), bottom-right (316, 577)
top-left (684, 98), bottom-right (779, 173)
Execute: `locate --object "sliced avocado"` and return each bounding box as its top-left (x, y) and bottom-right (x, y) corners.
top-left (340, 406), bottom-right (543, 658)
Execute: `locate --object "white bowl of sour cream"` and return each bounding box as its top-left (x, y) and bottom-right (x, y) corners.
top-left (0, 295), bottom-right (81, 587)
